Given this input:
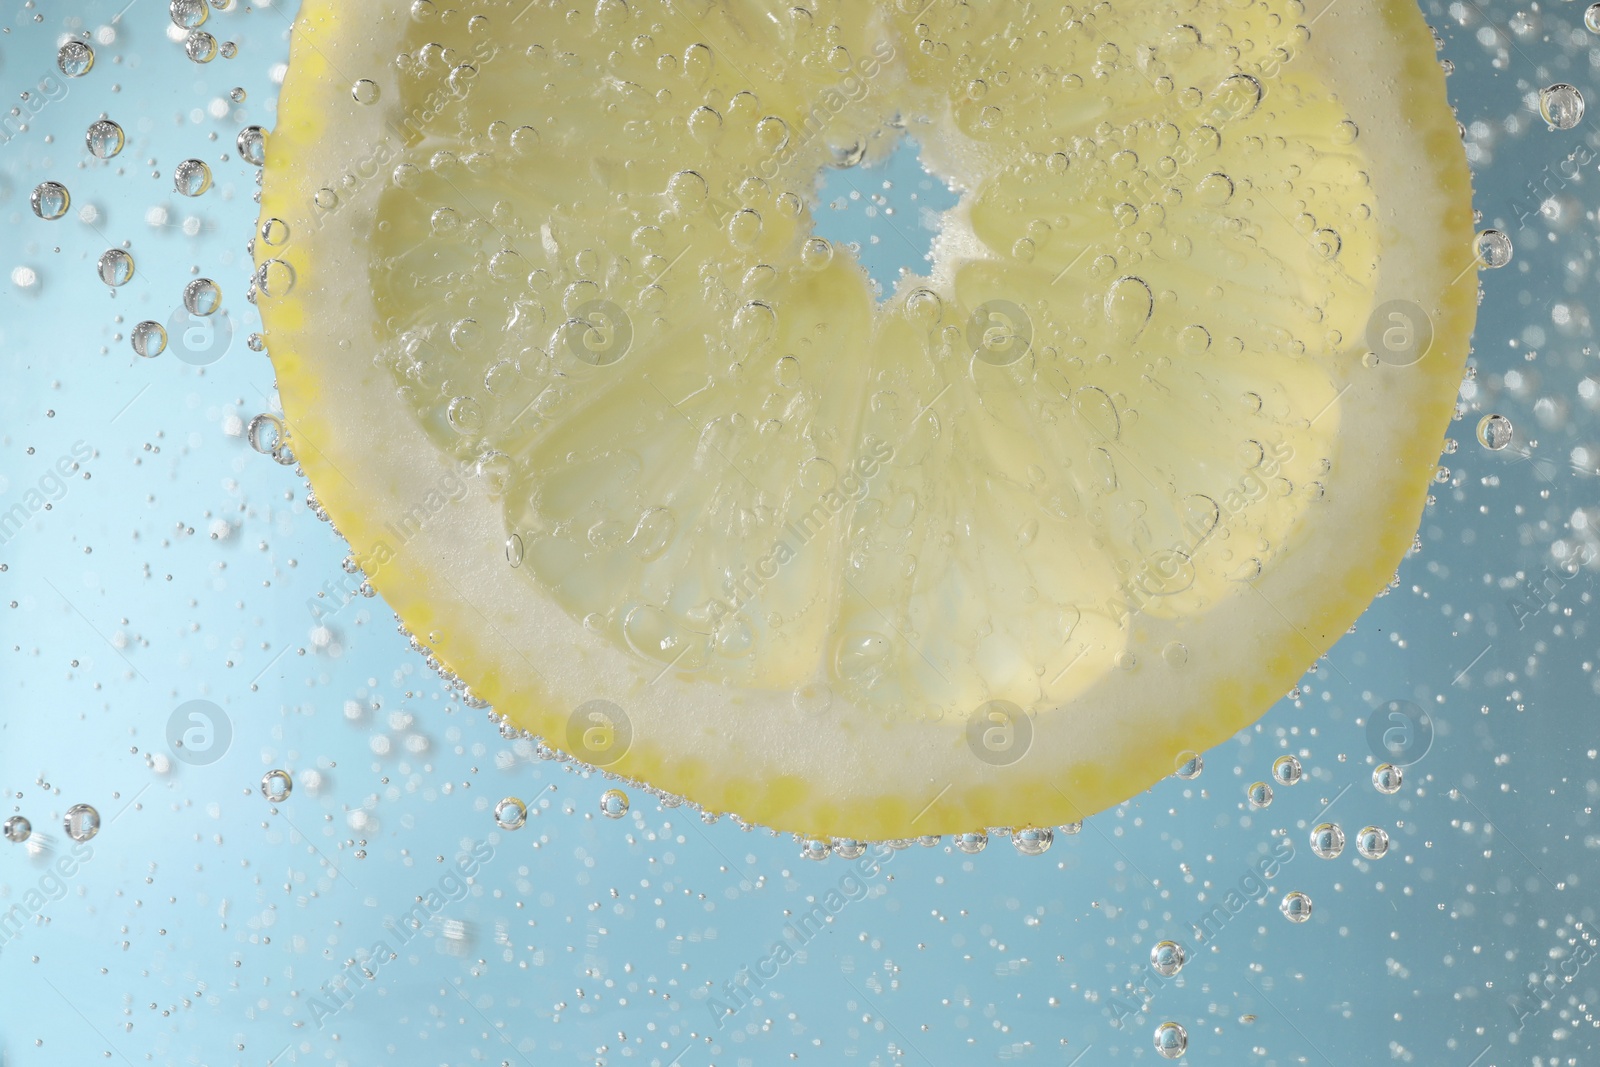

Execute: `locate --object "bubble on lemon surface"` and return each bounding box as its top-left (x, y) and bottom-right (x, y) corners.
top-left (800, 838), bottom-right (831, 861)
top-left (57, 39), bottom-right (95, 77)
top-left (1058, 821), bottom-right (1083, 835)
top-left (953, 832), bottom-right (988, 854)
top-left (30, 181), bottom-right (70, 221)
top-left (260, 769), bottom-right (293, 802)
top-left (1153, 1021), bottom-right (1188, 1059)
top-left (1475, 229), bottom-right (1512, 268)
top-left (1280, 891), bottom-right (1313, 923)
top-left (246, 412), bottom-right (285, 456)
top-left (1310, 822), bottom-right (1345, 859)
top-left (351, 79), bottom-right (381, 105)
top-left (1012, 827), bottom-right (1053, 856)
top-left (1373, 763), bottom-right (1404, 794)
top-left (1271, 754), bottom-right (1302, 786)
top-left (599, 789), bottom-right (630, 819)
top-left (1150, 940), bottom-right (1186, 977)
top-left (174, 159), bottom-right (213, 197)
top-left (64, 804), bottom-right (100, 842)
top-left (184, 278), bottom-right (222, 316)
top-left (1477, 413), bottom-right (1512, 451)
top-left (86, 119), bottom-right (126, 159)
top-left (97, 248), bottom-right (134, 287)
top-left (1247, 781), bottom-right (1273, 809)
top-left (1539, 84), bottom-right (1584, 130)
top-left (131, 321), bottom-right (167, 357)
top-left (1356, 825), bottom-right (1390, 859)
top-left (256, 259), bottom-right (296, 298)
top-left (237, 126), bottom-right (266, 167)
top-left (1174, 752), bottom-right (1203, 780)
top-left (3, 815), bottom-right (30, 843)
top-left (494, 796), bottom-right (527, 830)
top-left (833, 839), bottom-right (865, 859)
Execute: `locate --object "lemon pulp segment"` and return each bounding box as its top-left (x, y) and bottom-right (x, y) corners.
top-left (256, 0), bottom-right (1474, 839)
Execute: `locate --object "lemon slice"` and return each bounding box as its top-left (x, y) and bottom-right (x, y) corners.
top-left (256, 0), bottom-right (1474, 840)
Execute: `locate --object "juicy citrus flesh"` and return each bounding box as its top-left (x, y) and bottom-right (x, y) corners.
top-left (257, 0), bottom-right (1475, 839)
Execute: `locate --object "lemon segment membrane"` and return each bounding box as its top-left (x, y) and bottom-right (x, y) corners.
top-left (257, 0), bottom-right (1475, 839)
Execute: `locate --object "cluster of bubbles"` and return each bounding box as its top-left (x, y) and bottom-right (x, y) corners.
top-left (30, 5), bottom-right (254, 362)
top-left (169, 0), bottom-right (236, 66)
top-left (5, 806), bottom-right (101, 844)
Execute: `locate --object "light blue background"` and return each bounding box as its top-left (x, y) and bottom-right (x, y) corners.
top-left (3, 1), bottom-right (1600, 1064)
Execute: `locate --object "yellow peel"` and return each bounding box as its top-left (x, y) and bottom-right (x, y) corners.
top-left (257, 0), bottom-right (1475, 839)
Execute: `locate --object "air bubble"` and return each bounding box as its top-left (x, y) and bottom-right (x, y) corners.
top-left (97, 248), bottom-right (135, 287)
top-left (510, 126), bottom-right (539, 153)
top-left (1309, 822), bottom-right (1345, 859)
top-left (3, 815), bottom-right (30, 843)
top-left (185, 31), bottom-right (218, 63)
top-left (953, 831), bottom-right (988, 854)
top-left (1153, 1021), bottom-right (1188, 1059)
top-left (1271, 754), bottom-right (1302, 785)
top-left (1174, 751), bottom-right (1203, 779)
top-left (260, 769), bottom-right (292, 802)
top-left (30, 181), bottom-right (70, 220)
top-left (184, 278), bottom-right (222, 315)
top-left (1012, 827), bottom-right (1053, 855)
top-left (132, 321), bottom-right (168, 357)
top-left (1373, 762), bottom-right (1403, 794)
top-left (1539, 84), bottom-right (1584, 130)
top-left (352, 79), bottom-right (381, 105)
top-left (1280, 891), bottom-right (1313, 922)
top-left (246, 413), bottom-right (284, 455)
top-left (174, 159), bottom-right (213, 197)
top-left (599, 789), bottom-right (630, 819)
top-left (256, 259), bottom-right (296, 298)
top-left (1150, 940), bottom-right (1186, 977)
top-left (1474, 229), bottom-right (1512, 269)
top-left (1247, 781), bottom-right (1273, 808)
top-left (64, 803), bottom-right (100, 842)
top-left (57, 40), bottom-right (95, 77)
top-left (237, 126), bottom-right (266, 166)
top-left (446, 396), bottom-right (483, 434)
top-left (800, 237), bottom-right (833, 270)
top-left (1476, 413), bottom-right (1512, 451)
top-left (86, 118), bottom-right (125, 159)
top-left (170, 0), bottom-right (208, 28)
top-left (1356, 825), bottom-right (1390, 859)
top-left (494, 797), bottom-right (528, 829)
